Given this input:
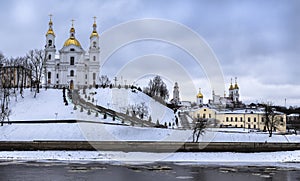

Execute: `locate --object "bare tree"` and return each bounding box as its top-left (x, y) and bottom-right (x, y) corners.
top-left (143, 75), bottom-right (169, 101)
top-left (0, 56), bottom-right (11, 125)
top-left (27, 49), bottom-right (46, 98)
top-left (262, 102), bottom-right (282, 137)
top-left (99, 75), bottom-right (111, 88)
top-left (192, 118), bottom-right (207, 142)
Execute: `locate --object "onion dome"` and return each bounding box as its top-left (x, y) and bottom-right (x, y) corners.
top-left (90, 16), bottom-right (99, 38)
top-left (197, 88), bottom-right (203, 98)
top-left (63, 20), bottom-right (81, 47)
top-left (229, 78), bottom-right (234, 90)
top-left (46, 14), bottom-right (55, 36)
top-left (234, 77), bottom-right (239, 89)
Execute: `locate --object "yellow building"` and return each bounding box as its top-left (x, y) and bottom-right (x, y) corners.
top-left (190, 107), bottom-right (286, 133)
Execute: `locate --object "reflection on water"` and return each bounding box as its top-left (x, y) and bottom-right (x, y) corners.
top-left (0, 161), bottom-right (299, 181)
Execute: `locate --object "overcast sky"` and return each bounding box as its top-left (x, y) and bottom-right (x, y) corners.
top-left (0, 0), bottom-right (299, 106)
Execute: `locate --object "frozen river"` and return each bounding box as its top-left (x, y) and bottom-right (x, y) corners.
top-left (0, 161), bottom-right (299, 181)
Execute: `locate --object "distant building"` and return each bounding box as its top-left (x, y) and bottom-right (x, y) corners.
top-left (189, 107), bottom-right (286, 133)
top-left (0, 65), bottom-right (32, 88)
top-left (44, 16), bottom-right (100, 89)
top-left (208, 77), bottom-right (243, 108)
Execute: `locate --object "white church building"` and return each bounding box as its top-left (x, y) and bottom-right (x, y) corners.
top-left (44, 16), bottom-right (100, 89)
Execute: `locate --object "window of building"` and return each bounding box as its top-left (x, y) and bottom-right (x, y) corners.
top-left (56, 73), bottom-right (59, 79)
top-left (93, 56), bottom-right (96, 61)
top-left (204, 109), bottom-right (206, 111)
top-left (248, 125), bottom-right (251, 129)
top-left (203, 114), bottom-right (206, 118)
top-left (241, 125), bottom-right (243, 128)
top-left (85, 74), bottom-right (87, 79)
top-left (230, 117), bottom-right (233, 122)
top-left (235, 117), bottom-right (237, 122)
top-left (248, 117), bottom-right (251, 122)
top-left (70, 48), bottom-right (75, 51)
top-left (93, 41), bottom-right (96, 48)
top-left (70, 70), bottom-right (74, 77)
top-left (70, 57), bottom-right (75, 65)
top-left (48, 40), bottom-right (52, 47)
top-left (261, 117), bottom-right (265, 122)
top-left (253, 125), bottom-right (256, 129)
top-left (93, 73), bottom-right (96, 80)
top-left (226, 117), bottom-right (229, 122)
top-left (240, 117), bottom-right (243, 122)
top-left (47, 72), bottom-right (51, 79)
top-left (209, 114), bottom-right (211, 118)
top-left (197, 114), bottom-right (200, 118)
top-left (254, 117), bottom-right (256, 122)
top-left (48, 54), bottom-right (51, 60)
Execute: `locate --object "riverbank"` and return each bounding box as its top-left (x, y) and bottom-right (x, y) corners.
top-left (0, 150), bottom-right (300, 168)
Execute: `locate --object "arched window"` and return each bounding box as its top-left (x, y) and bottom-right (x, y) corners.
top-left (70, 70), bottom-right (74, 77)
top-left (70, 57), bottom-right (74, 65)
top-left (48, 54), bottom-right (51, 60)
top-left (47, 72), bottom-right (51, 79)
top-left (48, 40), bottom-right (52, 46)
top-left (93, 73), bottom-right (96, 80)
top-left (93, 56), bottom-right (96, 61)
top-left (93, 41), bottom-right (96, 48)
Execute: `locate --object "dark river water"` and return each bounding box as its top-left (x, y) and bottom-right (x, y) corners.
top-left (0, 161), bottom-right (299, 181)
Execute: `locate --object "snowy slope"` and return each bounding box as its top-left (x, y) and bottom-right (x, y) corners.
top-left (8, 89), bottom-right (117, 123)
top-left (83, 88), bottom-right (176, 126)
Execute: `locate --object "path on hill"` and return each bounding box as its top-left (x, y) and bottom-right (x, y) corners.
top-left (179, 112), bottom-right (192, 129)
top-left (70, 90), bottom-right (155, 127)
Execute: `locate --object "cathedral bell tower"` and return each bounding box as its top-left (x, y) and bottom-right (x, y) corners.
top-left (45, 14), bottom-right (56, 87)
top-left (88, 17), bottom-right (100, 86)
top-left (45, 14), bottom-right (56, 61)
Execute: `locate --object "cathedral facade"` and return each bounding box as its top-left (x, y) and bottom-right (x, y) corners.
top-left (44, 16), bottom-right (100, 89)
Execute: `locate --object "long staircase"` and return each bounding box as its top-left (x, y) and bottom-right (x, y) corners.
top-left (70, 90), bottom-right (155, 127)
top-left (178, 112), bottom-right (192, 129)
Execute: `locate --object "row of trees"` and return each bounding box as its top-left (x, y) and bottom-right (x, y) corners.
top-left (0, 49), bottom-right (46, 124)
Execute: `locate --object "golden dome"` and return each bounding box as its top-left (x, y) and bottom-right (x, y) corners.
top-left (63, 37), bottom-right (81, 47)
top-left (197, 92), bottom-right (203, 98)
top-left (234, 83), bottom-right (239, 89)
top-left (90, 31), bottom-right (99, 38)
top-left (46, 28), bottom-right (55, 36)
top-left (229, 84), bottom-right (234, 90)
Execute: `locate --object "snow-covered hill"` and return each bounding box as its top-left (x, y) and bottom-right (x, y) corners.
top-left (8, 89), bottom-right (116, 123)
top-left (82, 87), bottom-right (176, 126)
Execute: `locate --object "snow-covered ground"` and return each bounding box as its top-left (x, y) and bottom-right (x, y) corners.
top-left (0, 150), bottom-right (299, 168)
top-left (83, 88), bottom-right (176, 126)
top-left (0, 122), bottom-right (299, 143)
top-left (9, 89), bottom-right (118, 124)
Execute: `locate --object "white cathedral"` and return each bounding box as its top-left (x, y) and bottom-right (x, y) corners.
top-left (44, 16), bottom-right (100, 90)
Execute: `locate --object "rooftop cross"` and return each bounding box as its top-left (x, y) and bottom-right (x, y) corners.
top-left (71, 19), bottom-right (75, 27)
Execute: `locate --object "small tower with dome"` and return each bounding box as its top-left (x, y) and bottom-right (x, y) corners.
top-left (196, 88), bottom-right (204, 106)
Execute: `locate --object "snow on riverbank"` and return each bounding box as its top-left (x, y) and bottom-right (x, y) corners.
top-left (0, 122), bottom-right (299, 143)
top-left (0, 150), bottom-right (299, 168)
